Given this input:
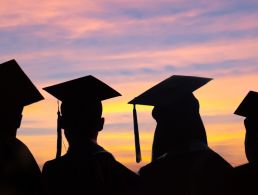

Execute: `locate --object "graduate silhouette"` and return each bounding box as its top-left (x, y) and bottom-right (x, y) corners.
top-left (0, 59), bottom-right (43, 195)
top-left (41, 75), bottom-right (140, 195)
top-left (129, 75), bottom-right (233, 195)
top-left (233, 91), bottom-right (258, 195)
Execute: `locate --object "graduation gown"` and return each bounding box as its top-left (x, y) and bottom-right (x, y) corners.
top-left (139, 144), bottom-right (233, 195)
top-left (42, 141), bottom-right (140, 195)
top-left (233, 162), bottom-right (258, 195)
top-left (0, 138), bottom-right (41, 195)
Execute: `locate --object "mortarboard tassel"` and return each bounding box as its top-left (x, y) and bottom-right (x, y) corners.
top-left (133, 104), bottom-right (141, 163)
top-left (56, 101), bottom-right (62, 158)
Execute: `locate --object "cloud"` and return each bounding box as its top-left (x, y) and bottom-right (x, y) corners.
top-left (1, 0), bottom-right (258, 45)
top-left (2, 36), bottom-right (258, 86)
top-left (3, 0), bottom-right (258, 171)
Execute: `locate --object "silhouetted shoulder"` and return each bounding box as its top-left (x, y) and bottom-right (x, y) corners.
top-left (42, 146), bottom-right (140, 195)
top-left (42, 150), bottom-right (114, 195)
top-left (234, 163), bottom-right (257, 179)
top-left (233, 163), bottom-right (258, 195)
top-left (204, 149), bottom-right (232, 168)
top-left (0, 138), bottom-right (40, 172)
top-left (0, 138), bottom-right (41, 195)
top-left (139, 154), bottom-right (166, 176)
top-left (42, 149), bottom-right (115, 176)
top-left (139, 148), bottom-right (232, 195)
top-left (15, 139), bottom-right (39, 161)
top-left (42, 155), bottom-right (68, 172)
top-left (140, 149), bottom-right (231, 174)
top-left (235, 163), bottom-right (256, 172)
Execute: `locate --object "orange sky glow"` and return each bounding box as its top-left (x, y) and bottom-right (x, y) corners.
top-left (1, 0), bottom-right (258, 172)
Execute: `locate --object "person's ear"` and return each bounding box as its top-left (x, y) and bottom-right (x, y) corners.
top-left (97, 117), bottom-right (104, 132)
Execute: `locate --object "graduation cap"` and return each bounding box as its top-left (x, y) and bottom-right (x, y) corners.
top-left (234, 91), bottom-right (258, 118)
top-left (43, 75), bottom-right (121, 158)
top-left (128, 75), bottom-right (212, 163)
top-left (0, 59), bottom-right (44, 108)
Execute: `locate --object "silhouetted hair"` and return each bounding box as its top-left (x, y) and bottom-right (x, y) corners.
top-left (151, 94), bottom-right (207, 160)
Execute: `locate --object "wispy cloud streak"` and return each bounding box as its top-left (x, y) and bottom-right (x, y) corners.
top-left (3, 0), bottom-right (258, 170)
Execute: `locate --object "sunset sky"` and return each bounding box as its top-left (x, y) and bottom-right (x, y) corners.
top-left (1, 0), bottom-right (258, 172)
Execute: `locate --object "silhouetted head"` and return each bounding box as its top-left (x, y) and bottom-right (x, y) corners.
top-left (234, 91), bottom-right (258, 163)
top-left (0, 104), bottom-right (23, 138)
top-left (244, 117), bottom-right (258, 163)
top-left (128, 75), bottom-right (212, 162)
top-left (60, 100), bottom-right (105, 145)
top-left (0, 59), bottom-right (43, 140)
top-left (151, 94), bottom-right (207, 160)
top-left (43, 75), bottom-right (121, 151)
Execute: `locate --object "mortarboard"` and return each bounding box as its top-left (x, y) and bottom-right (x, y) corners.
top-left (0, 59), bottom-right (44, 107)
top-left (43, 75), bottom-right (121, 102)
top-left (43, 75), bottom-right (121, 158)
top-left (234, 91), bottom-right (258, 118)
top-left (128, 75), bottom-right (212, 163)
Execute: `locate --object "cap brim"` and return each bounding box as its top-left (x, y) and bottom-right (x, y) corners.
top-left (43, 75), bottom-right (121, 102)
top-left (129, 75), bottom-right (212, 106)
top-left (234, 91), bottom-right (258, 117)
top-left (0, 59), bottom-right (44, 106)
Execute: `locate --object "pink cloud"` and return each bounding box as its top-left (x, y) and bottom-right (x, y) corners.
top-left (96, 38), bottom-right (258, 69)
top-left (3, 0), bottom-right (258, 172)
top-left (1, 0), bottom-right (250, 40)
top-left (2, 36), bottom-right (258, 89)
